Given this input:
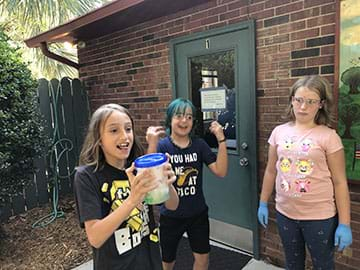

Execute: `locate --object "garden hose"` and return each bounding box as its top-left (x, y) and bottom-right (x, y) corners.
top-left (32, 79), bottom-right (75, 228)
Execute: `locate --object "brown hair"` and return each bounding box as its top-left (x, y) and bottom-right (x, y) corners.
top-left (79, 103), bottom-right (144, 171)
top-left (284, 75), bottom-right (335, 127)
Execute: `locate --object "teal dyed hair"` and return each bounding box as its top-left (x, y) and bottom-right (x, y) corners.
top-left (165, 98), bottom-right (196, 136)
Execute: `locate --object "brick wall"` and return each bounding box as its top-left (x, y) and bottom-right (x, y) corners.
top-left (78, 0), bottom-right (359, 269)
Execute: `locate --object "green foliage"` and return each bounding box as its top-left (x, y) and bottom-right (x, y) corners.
top-left (0, 0), bottom-right (112, 79)
top-left (343, 139), bottom-right (360, 181)
top-left (191, 51), bottom-right (235, 89)
top-left (341, 66), bottom-right (360, 94)
top-left (338, 94), bottom-right (360, 139)
top-left (0, 29), bottom-right (49, 203)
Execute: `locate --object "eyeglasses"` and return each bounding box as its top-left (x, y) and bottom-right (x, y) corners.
top-left (292, 96), bottom-right (321, 106)
top-left (174, 113), bottom-right (193, 120)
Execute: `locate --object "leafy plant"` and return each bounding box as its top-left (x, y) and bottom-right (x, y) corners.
top-left (0, 0), bottom-right (112, 79)
top-left (0, 29), bottom-right (49, 205)
top-left (338, 94), bottom-right (360, 139)
top-left (341, 66), bottom-right (360, 94)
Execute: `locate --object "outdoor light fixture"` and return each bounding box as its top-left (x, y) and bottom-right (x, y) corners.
top-left (63, 41), bottom-right (75, 50)
top-left (77, 41), bottom-right (86, 49)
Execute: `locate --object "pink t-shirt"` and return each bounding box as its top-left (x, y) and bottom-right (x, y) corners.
top-left (268, 122), bottom-right (343, 220)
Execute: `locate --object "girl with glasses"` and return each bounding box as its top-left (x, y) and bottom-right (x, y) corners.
top-left (257, 75), bottom-right (352, 269)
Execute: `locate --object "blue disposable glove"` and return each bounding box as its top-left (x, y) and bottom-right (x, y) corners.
top-left (334, 223), bottom-right (352, 251)
top-left (257, 201), bottom-right (268, 228)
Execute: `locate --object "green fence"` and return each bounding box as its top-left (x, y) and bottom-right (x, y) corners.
top-left (0, 78), bottom-right (89, 221)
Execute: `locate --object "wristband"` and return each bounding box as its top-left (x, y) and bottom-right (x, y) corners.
top-left (218, 138), bottom-right (226, 143)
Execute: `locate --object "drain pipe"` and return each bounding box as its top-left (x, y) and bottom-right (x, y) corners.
top-left (40, 42), bottom-right (79, 69)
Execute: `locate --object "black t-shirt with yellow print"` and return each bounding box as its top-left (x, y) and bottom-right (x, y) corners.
top-left (74, 163), bottom-right (162, 270)
top-left (157, 136), bottom-right (217, 218)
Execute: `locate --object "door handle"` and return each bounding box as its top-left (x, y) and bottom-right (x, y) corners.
top-left (239, 157), bottom-right (249, 167)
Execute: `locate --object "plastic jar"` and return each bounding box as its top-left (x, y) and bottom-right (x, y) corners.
top-left (134, 153), bottom-right (170, 205)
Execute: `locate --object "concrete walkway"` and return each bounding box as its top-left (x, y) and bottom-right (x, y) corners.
top-left (72, 237), bottom-right (284, 270)
top-left (242, 259), bottom-right (284, 270)
top-left (73, 260), bottom-right (92, 270)
top-left (72, 258), bottom-right (283, 270)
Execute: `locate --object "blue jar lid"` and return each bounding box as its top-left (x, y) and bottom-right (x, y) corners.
top-left (134, 153), bottom-right (167, 168)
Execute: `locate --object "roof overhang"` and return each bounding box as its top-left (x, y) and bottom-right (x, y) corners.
top-left (25, 0), bottom-right (209, 48)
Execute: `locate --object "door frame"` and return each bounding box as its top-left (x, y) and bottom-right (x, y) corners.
top-left (169, 20), bottom-right (259, 259)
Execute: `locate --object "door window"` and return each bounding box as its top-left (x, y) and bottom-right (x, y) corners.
top-left (189, 50), bottom-right (236, 150)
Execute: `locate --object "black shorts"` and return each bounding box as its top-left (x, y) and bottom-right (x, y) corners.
top-left (159, 208), bottom-right (210, 263)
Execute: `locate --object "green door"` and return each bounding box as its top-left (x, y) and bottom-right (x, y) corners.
top-left (170, 21), bottom-right (259, 257)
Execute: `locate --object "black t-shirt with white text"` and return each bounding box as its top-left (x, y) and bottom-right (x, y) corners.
top-left (157, 136), bottom-right (216, 218)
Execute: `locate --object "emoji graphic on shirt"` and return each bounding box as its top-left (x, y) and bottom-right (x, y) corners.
top-left (295, 179), bottom-right (311, 193)
top-left (295, 159), bottom-right (314, 175)
top-left (280, 179), bottom-right (291, 192)
top-left (283, 137), bottom-right (295, 150)
top-left (279, 157), bottom-right (292, 173)
top-left (300, 138), bottom-right (313, 153)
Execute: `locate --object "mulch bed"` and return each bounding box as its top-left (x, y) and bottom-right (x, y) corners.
top-left (0, 195), bottom-right (92, 270)
top-left (0, 195), bottom-right (258, 270)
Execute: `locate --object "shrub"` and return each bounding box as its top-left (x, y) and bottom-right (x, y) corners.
top-left (0, 29), bottom-right (49, 205)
